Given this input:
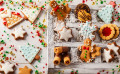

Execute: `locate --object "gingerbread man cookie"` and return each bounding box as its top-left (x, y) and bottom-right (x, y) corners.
top-left (78, 38), bottom-right (101, 63)
top-left (50, 0), bottom-right (71, 21)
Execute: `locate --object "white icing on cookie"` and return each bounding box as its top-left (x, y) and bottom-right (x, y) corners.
top-left (21, 8), bottom-right (41, 23)
top-left (19, 46), bottom-right (40, 63)
top-left (12, 28), bottom-right (26, 39)
top-left (107, 43), bottom-right (119, 55)
top-left (103, 49), bottom-right (112, 62)
top-left (54, 22), bottom-right (65, 32)
top-left (0, 62), bottom-right (14, 74)
top-left (79, 21), bottom-right (97, 40)
top-left (59, 27), bottom-right (72, 41)
top-left (0, 10), bottom-right (11, 18)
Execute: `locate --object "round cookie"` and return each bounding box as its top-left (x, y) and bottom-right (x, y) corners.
top-left (109, 24), bottom-right (119, 39)
top-left (74, 4), bottom-right (91, 22)
top-left (99, 24), bottom-right (115, 40)
top-left (74, 3), bottom-right (90, 14)
top-left (77, 10), bottom-right (92, 23)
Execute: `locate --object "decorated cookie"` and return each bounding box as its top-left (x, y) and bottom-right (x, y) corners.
top-left (19, 46), bottom-right (40, 63)
top-left (58, 27), bottom-right (73, 41)
top-left (91, 45), bottom-right (101, 59)
top-left (74, 3), bottom-right (91, 23)
top-left (99, 24), bottom-right (119, 40)
top-left (11, 28), bottom-right (27, 40)
top-left (74, 3), bottom-right (90, 14)
top-left (50, 0), bottom-right (71, 21)
top-left (54, 22), bottom-right (65, 32)
top-left (107, 42), bottom-right (120, 56)
top-left (0, 0), bottom-right (3, 6)
top-left (19, 66), bottom-right (32, 74)
top-left (78, 38), bottom-right (101, 63)
top-left (77, 10), bottom-right (92, 23)
top-left (0, 10), bottom-right (23, 29)
top-left (97, 5), bottom-right (114, 23)
top-left (79, 21), bottom-right (98, 40)
top-left (103, 48), bottom-right (114, 62)
top-left (0, 62), bottom-right (15, 74)
top-left (21, 8), bottom-right (41, 23)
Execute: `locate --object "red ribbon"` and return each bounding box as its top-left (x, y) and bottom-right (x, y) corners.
top-left (54, 6), bottom-right (59, 12)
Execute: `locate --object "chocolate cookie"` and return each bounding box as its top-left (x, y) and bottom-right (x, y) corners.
top-left (77, 10), bottom-right (92, 23)
top-left (74, 4), bottom-right (91, 22)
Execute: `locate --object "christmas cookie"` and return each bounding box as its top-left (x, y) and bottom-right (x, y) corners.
top-left (19, 66), bottom-right (32, 74)
top-left (19, 46), bottom-right (40, 63)
top-left (78, 38), bottom-right (101, 63)
top-left (99, 24), bottom-right (119, 40)
top-left (0, 10), bottom-right (23, 29)
top-left (107, 42), bottom-right (120, 56)
top-left (79, 21), bottom-right (98, 40)
top-left (74, 3), bottom-right (91, 23)
top-left (103, 48), bottom-right (114, 62)
top-left (109, 24), bottom-right (119, 39)
top-left (97, 5), bottom-right (114, 23)
top-left (11, 28), bottom-right (27, 40)
top-left (0, 0), bottom-right (3, 6)
top-left (21, 8), bottom-right (41, 23)
top-left (54, 22), bottom-right (65, 32)
top-left (0, 62), bottom-right (15, 74)
top-left (50, 0), bottom-right (71, 21)
top-left (91, 45), bottom-right (101, 59)
top-left (77, 10), bottom-right (92, 23)
top-left (58, 27), bottom-right (73, 41)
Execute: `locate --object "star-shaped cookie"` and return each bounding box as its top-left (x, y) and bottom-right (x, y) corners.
top-left (0, 62), bottom-right (15, 74)
top-left (54, 22), bottom-right (65, 32)
top-left (19, 66), bottom-right (32, 74)
top-left (11, 28), bottom-right (27, 40)
top-left (58, 27), bottom-right (72, 41)
top-left (103, 48), bottom-right (114, 62)
top-left (107, 42), bottom-right (120, 56)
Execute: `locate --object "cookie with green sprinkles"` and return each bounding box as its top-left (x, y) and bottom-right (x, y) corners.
top-left (21, 8), bottom-right (41, 23)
